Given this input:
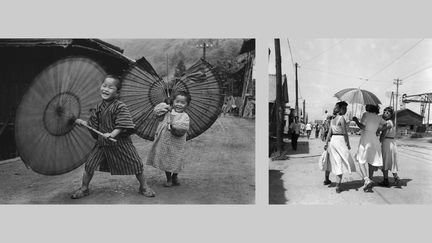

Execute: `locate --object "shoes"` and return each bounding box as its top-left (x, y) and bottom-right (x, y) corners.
top-left (378, 179), bottom-right (390, 187)
top-left (363, 180), bottom-right (374, 192)
top-left (394, 176), bottom-right (401, 186)
top-left (71, 188), bottom-right (90, 199)
top-left (323, 180), bottom-right (332, 186)
top-left (335, 185), bottom-right (342, 193)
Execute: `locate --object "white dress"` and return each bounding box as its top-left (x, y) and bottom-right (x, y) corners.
top-left (382, 120), bottom-right (399, 172)
top-left (327, 116), bottom-right (356, 175)
top-left (355, 112), bottom-right (386, 166)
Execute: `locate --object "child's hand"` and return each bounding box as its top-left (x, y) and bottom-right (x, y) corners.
top-left (102, 133), bottom-right (113, 139)
top-left (352, 117), bottom-right (358, 122)
top-left (75, 119), bottom-right (86, 126)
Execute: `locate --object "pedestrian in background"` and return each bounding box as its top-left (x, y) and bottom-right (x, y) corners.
top-left (289, 116), bottom-right (301, 151)
top-left (305, 122), bottom-right (312, 139)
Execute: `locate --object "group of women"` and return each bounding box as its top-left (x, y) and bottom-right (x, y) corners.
top-left (322, 101), bottom-right (400, 193)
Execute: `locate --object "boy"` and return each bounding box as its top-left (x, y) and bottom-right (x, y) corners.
top-left (71, 75), bottom-right (155, 199)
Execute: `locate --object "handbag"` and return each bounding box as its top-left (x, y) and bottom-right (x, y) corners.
top-left (318, 150), bottom-right (330, 171)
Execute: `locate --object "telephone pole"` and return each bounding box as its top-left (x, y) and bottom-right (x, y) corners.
top-left (303, 99), bottom-right (306, 123)
top-left (394, 78), bottom-right (403, 133)
top-left (274, 39), bottom-right (283, 153)
top-left (197, 41), bottom-right (213, 60)
top-left (295, 63), bottom-right (299, 117)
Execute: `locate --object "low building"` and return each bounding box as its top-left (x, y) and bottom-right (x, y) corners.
top-left (395, 108), bottom-right (424, 134)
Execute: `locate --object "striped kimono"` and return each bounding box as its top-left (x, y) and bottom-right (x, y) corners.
top-left (84, 99), bottom-right (143, 175)
top-left (146, 104), bottom-right (190, 173)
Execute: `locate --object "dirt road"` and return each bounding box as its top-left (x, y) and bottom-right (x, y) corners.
top-left (0, 116), bottom-right (255, 204)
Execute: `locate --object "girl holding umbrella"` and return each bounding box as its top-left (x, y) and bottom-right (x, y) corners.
top-left (324, 101), bottom-right (356, 193)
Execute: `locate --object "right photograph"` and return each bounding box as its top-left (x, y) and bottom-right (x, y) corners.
top-left (269, 38), bottom-right (432, 204)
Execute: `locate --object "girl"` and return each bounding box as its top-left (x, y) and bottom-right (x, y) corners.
top-left (147, 91), bottom-right (191, 187)
top-left (71, 75), bottom-right (155, 199)
top-left (379, 106), bottom-right (400, 187)
top-left (324, 101), bottom-right (356, 193)
top-left (352, 104), bottom-right (388, 191)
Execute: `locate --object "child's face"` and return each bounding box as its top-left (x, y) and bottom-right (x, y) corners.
top-left (383, 109), bottom-right (392, 120)
top-left (173, 95), bottom-right (188, 112)
top-left (100, 77), bottom-right (119, 100)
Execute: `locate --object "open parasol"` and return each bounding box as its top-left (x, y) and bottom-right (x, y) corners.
top-left (121, 58), bottom-right (223, 141)
top-left (15, 57), bottom-right (106, 175)
top-left (334, 88), bottom-right (382, 105)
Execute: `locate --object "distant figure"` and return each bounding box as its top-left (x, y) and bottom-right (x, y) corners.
top-left (305, 123), bottom-right (312, 139)
top-left (221, 102), bottom-right (228, 117)
top-left (289, 117), bottom-right (301, 151)
top-left (324, 101), bottom-right (356, 193)
top-left (352, 104), bottom-right (388, 191)
top-left (315, 124), bottom-right (320, 138)
top-left (378, 106), bottom-right (400, 187)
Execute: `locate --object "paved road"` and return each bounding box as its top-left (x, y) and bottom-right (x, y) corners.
top-left (0, 116), bottom-right (255, 204)
top-left (269, 132), bottom-right (432, 204)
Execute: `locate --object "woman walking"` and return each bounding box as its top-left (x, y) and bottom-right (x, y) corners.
top-left (324, 101), bottom-right (356, 193)
top-left (352, 104), bottom-right (388, 191)
top-left (379, 106), bottom-right (400, 187)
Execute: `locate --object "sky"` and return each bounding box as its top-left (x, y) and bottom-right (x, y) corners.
top-left (268, 39), bottom-right (432, 123)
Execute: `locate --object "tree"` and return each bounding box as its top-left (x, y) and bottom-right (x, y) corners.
top-left (174, 59), bottom-right (186, 78)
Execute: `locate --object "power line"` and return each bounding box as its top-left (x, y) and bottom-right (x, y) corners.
top-left (367, 39), bottom-right (424, 80)
top-left (302, 39), bottom-right (346, 65)
top-left (287, 39), bottom-right (295, 71)
top-left (401, 63), bottom-right (432, 80)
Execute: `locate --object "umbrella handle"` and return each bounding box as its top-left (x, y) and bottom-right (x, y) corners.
top-left (80, 123), bottom-right (117, 143)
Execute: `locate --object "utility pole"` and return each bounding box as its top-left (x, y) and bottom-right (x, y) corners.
top-left (197, 41), bottom-right (213, 60)
top-left (394, 78), bottom-right (403, 134)
top-left (274, 39), bottom-right (283, 153)
top-left (303, 99), bottom-right (306, 123)
top-left (295, 63), bottom-right (299, 117)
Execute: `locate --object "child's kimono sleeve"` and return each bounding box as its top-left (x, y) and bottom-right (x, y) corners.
top-left (154, 102), bottom-right (170, 118)
top-left (114, 102), bottom-right (136, 136)
top-left (87, 107), bottom-right (99, 140)
top-left (171, 113), bottom-right (190, 137)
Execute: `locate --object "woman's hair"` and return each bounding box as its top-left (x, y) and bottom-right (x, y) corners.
top-left (164, 97), bottom-right (173, 105)
top-left (383, 106), bottom-right (395, 120)
top-left (173, 91), bottom-right (191, 105)
top-left (104, 74), bottom-right (122, 91)
top-left (365, 104), bottom-right (380, 114)
top-left (333, 101), bottom-right (348, 116)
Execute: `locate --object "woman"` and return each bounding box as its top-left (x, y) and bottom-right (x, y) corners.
top-left (290, 117), bottom-right (301, 151)
top-left (352, 104), bottom-right (388, 191)
top-left (379, 106), bottom-right (400, 187)
top-left (324, 101), bottom-right (356, 193)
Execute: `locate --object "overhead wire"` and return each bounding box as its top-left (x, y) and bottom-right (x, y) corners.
top-left (302, 39), bottom-right (346, 65)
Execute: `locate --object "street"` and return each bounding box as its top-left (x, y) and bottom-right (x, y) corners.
top-left (0, 116), bottom-right (255, 204)
top-left (269, 131), bottom-right (432, 204)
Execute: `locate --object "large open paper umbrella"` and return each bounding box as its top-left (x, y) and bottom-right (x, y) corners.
top-left (334, 88), bottom-right (382, 105)
top-left (121, 58), bottom-right (223, 141)
top-left (15, 57), bottom-right (106, 175)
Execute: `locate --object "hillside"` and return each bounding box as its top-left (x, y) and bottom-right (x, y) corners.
top-left (104, 39), bottom-right (243, 77)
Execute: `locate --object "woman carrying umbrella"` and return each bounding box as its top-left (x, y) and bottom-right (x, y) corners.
top-left (352, 104), bottom-right (388, 191)
top-left (324, 101), bottom-right (356, 193)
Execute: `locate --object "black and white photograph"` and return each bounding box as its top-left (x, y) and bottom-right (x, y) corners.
top-left (269, 38), bottom-right (432, 204)
top-left (0, 38), bottom-right (255, 204)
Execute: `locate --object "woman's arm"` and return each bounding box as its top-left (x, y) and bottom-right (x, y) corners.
top-left (352, 116), bottom-right (365, 130)
top-left (324, 122), bottom-right (333, 150)
top-left (340, 116), bottom-right (351, 149)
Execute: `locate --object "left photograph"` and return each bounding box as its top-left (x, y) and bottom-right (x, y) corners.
top-left (0, 38), bottom-right (255, 204)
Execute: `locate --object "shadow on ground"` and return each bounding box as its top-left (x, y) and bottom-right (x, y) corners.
top-left (269, 170), bottom-right (287, 204)
top-left (269, 136), bottom-right (310, 158)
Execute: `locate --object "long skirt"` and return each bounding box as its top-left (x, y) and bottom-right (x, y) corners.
top-left (328, 135), bottom-right (356, 176)
top-left (355, 131), bottom-right (383, 167)
top-left (382, 138), bottom-right (399, 173)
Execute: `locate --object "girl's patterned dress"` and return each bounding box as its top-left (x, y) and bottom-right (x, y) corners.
top-left (146, 104), bottom-right (190, 173)
top-left (84, 99), bottom-right (144, 175)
